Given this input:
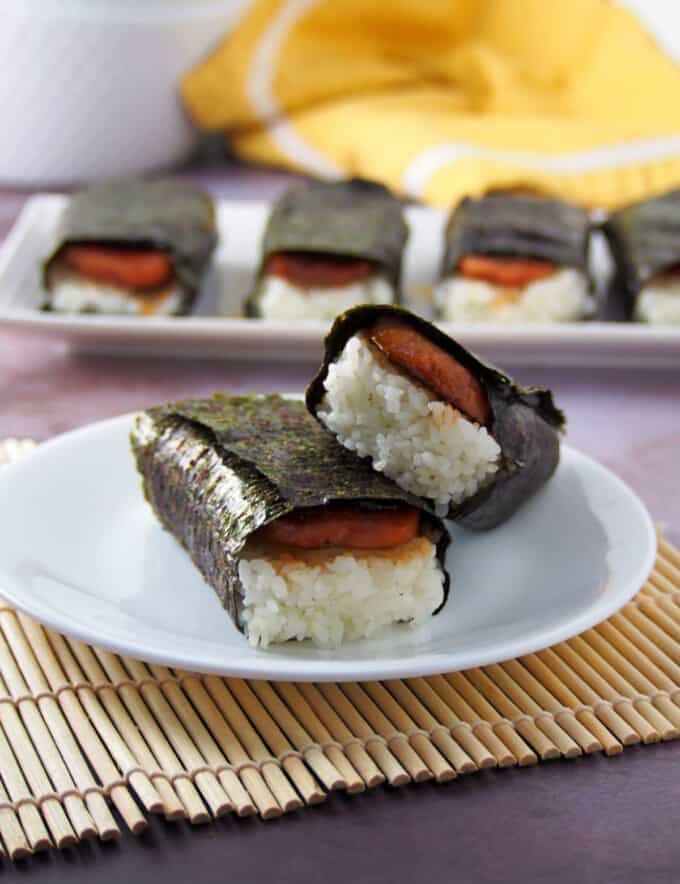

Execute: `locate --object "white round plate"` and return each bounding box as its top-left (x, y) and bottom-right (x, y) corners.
top-left (0, 413), bottom-right (655, 681)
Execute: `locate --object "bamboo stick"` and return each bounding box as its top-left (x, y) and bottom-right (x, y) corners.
top-left (317, 683), bottom-right (409, 785)
top-left (227, 678), bottom-right (324, 805)
top-left (438, 674), bottom-right (537, 766)
top-left (0, 719), bottom-right (51, 851)
top-left (649, 594), bottom-right (680, 625)
top-left (66, 637), bottom-right (185, 820)
top-left (0, 672), bottom-right (76, 848)
top-left (167, 671), bottom-right (260, 815)
top-left (273, 682), bottom-right (365, 794)
top-left (655, 555), bottom-right (680, 587)
top-left (456, 670), bottom-right (560, 760)
top-left (564, 636), bottom-right (658, 743)
top-left (658, 536), bottom-right (680, 571)
top-left (550, 641), bottom-right (641, 745)
top-left (618, 607), bottom-right (680, 697)
top-left (176, 673), bottom-right (278, 817)
top-left (586, 624), bottom-right (680, 738)
top-left (297, 683), bottom-right (384, 788)
top-left (408, 676), bottom-right (497, 770)
top-left (383, 678), bottom-right (475, 774)
top-left (406, 676), bottom-right (492, 774)
top-left (649, 569), bottom-right (677, 595)
top-left (580, 626), bottom-right (676, 696)
top-left (249, 680), bottom-right (347, 791)
top-left (658, 535), bottom-right (680, 569)
top-left (0, 779), bottom-right (31, 860)
top-left (92, 648), bottom-right (209, 823)
top-left (14, 617), bottom-right (146, 833)
top-left (607, 615), bottom-right (680, 684)
top-left (119, 658), bottom-right (231, 818)
top-left (147, 665), bottom-right (254, 817)
top-left (0, 612), bottom-right (119, 839)
top-left (339, 682), bottom-right (432, 782)
top-left (522, 651), bottom-right (622, 756)
top-left (634, 600), bottom-right (680, 644)
top-left (363, 682), bottom-right (455, 782)
top-left (203, 676), bottom-right (302, 812)
top-left (651, 586), bottom-right (680, 609)
top-left (0, 633), bottom-right (97, 838)
top-left (502, 659), bottom-right (601, 753)
top-left (44, 629), bottom-right (163, 816)
top-left (484, 664), bottom-right (581, 758)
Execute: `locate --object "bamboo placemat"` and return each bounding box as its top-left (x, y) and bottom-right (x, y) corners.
top-left (0, 439), bottom-right (678, 858)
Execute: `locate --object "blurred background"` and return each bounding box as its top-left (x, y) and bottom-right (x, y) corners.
top-left (0, 0), bottom-right (679, 193)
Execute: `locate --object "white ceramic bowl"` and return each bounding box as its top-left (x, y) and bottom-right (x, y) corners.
top-left (0, 0), bottom-right (250, 185)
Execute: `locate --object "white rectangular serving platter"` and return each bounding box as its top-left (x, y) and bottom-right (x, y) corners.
top-left (0, 194), bottom-right (679, 367)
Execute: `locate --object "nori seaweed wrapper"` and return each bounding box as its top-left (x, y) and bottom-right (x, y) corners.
top-left (245, 178), bottom-right (408, 316)
top-left (306, 305), bottom-right (565, 530)
top-left (440, 193), bottom-right (591, 279)
top-left (601, 189), bottom-right (680, 320)
top-left (43, 177), bottom-right (217, 314)
top-left (130, 394), bottom-right (450, 632)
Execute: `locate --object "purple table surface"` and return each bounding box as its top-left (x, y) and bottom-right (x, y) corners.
top-left (0, 164), bottom-right (679, 882)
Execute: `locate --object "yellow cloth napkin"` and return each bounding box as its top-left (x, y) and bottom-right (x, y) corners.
top-left (181, 0), bottom-right (680, 208)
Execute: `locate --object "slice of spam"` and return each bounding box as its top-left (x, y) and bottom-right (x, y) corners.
top-left (368, 316), bottom-right (491, 426)
top-left (254, 502), bottom-right (420, 549)
top-left (264, 252), bottom-right (376, 288)
top-left (458, 255), bottom-right (556, 286)
top-left (62, 245), bottom-right (173, 291)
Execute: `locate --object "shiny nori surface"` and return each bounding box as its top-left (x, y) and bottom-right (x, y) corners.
top-left (245, 178), bottom-right (408, 316)
top-left (306, 305), bottom-right (565, 530)
top-left (130, 394), bottom-right (450, 632)
top-left (601, 189), bottom-right (680, 319)
top-left (43, 177), bottom-right (217, 313)
top-left (441, 193), bottom-right (591, 279)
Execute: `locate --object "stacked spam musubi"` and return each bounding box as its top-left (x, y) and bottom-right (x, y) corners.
top-left (132, 307), bottom-right (564, 649)
top-left (246, 178), bottom-right (407, 320)
top-left (131, 393), bottom-right (450, 648)
top-left (43, 178), bottom-right (217, 316)
top-left (602, 189), bottom-right (680, 324)
top-left (434, 193), bottom-right (594, 323)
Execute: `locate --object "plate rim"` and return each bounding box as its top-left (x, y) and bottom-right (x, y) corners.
top-left (0, 412), bottom-right (657, 681)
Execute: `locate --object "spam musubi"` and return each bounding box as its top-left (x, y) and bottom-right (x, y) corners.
top-left (306, 306), bottom-right (564, 529)
top-left (602, 189), bottom-right (680, 324)
top-left (43, 177), bottom-right (217, 316)
top-left (434, 193), bottom-right (594, 323)
top-left (131, 394), bottom-right (450, 649)
top-left (245, 178), bottom-right (407, 320)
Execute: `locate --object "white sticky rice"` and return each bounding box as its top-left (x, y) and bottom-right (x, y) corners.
top-left (239, 537), bottom-right (444, 648)
top-left (256, 274), bottom-right (394, 320)
top-left (317, 336), bottom-right (501, 514)
top-left (49, 270), bottom-right (184, 316)
top-left (434, 268), bottom-right (594, 323)
top-left (635, 282), bottom-right (680, 324)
